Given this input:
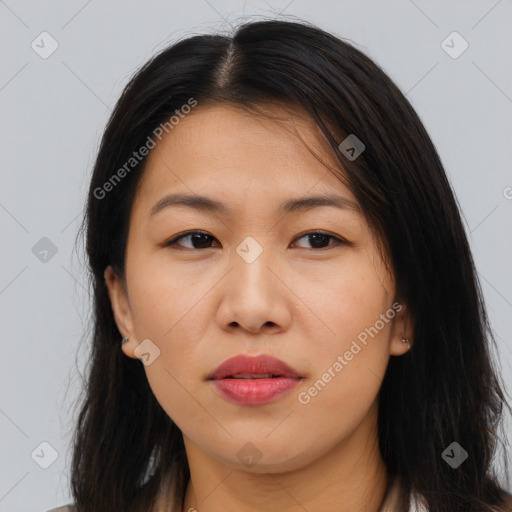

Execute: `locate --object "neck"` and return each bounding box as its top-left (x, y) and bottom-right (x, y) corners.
top-left (180, 403), bottom-right (390, 512)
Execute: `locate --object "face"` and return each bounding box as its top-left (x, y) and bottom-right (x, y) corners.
top-left (105, 103), bottom-right (412, 473)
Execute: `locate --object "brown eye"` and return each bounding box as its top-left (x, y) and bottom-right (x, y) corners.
top-left (165, 230), bottom-right (348, 251)
top-left (165, 231), bottom-right (219, 250)
top-left (292, 231), bottom-right (346, 250)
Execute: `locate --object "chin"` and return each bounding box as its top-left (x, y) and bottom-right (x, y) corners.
top-left (211, 438), bottom-right (315, 474)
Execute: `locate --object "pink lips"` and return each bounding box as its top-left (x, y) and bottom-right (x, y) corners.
top-left (207, 354), bottom-right (303, 406)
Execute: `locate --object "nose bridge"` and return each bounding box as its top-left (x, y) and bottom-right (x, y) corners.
top-left (232, 234), bottom-right (275, 292)
top-left (217, 232), bottom-right (290, 334)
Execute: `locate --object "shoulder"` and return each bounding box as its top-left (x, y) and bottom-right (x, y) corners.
top-left (46, 505), bottom-right (74, 512)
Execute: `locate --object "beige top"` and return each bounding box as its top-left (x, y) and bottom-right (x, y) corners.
top-left (46, 473), bottom-right (512, 511)
top-left (46, 476), bottom-right (429, 512)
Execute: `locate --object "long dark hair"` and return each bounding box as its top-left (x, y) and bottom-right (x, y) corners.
top-left (72, 18), bottom-right (512, 512)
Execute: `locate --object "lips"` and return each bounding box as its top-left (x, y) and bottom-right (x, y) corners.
top-left (207, 354), bottom-right (302, 381)
top-left (207, 354), bottom-right (303, 406)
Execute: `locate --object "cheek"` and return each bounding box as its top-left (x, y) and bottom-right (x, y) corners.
top-left (292, 305), bottom-right (392, 456)
top-left (125, 257), bottom-right (216, 428)
top-left (144, 360), bottom-right (210, 437)
top-left (294, 249), bottom-right (394, 421)
top-left (305, 247), bottom-right (394, 349)
top-left (126, 251), bottom-right (209, 340)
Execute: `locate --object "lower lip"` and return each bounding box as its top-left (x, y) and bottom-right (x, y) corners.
top-left (210, 377), bottom-right (301, 405)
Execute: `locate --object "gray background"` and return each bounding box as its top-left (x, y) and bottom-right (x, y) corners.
top-left (1, 1), bottom-right (511, 510)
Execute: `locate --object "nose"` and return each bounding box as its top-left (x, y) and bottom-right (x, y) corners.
top-left (216, 242), bottom-right (292, 336)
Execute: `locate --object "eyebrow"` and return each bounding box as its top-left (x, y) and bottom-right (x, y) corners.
top-left (149, 192), bottom-right (361, 219)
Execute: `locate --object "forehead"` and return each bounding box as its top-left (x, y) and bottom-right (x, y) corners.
top-left (132, 103), bottom-right (358, 216)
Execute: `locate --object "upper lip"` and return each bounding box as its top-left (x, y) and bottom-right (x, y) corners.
top-left (207, 354), bottom-right (302, 380)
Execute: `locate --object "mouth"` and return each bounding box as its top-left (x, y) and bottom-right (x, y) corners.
top-left (223, 373), bottom-right (287, 379)
top-left (207, 354), bottom-right (302, 381)
top-left (207, 354), bottom-right (303, 406)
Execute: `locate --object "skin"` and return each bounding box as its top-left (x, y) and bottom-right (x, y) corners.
top-left (104, 103), bottom-right (413, 512)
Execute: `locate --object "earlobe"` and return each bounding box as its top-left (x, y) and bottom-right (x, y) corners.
top-left (103, 265), bottom-right (138, 358)
top-left (390, 302), bottom-right (414, 356)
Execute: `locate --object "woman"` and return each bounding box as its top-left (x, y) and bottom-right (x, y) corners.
top-left (53, 19), bottom-right (511, 512)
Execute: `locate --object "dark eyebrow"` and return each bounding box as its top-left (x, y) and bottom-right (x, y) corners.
top-left (149, 192), bottom-right (360, 219)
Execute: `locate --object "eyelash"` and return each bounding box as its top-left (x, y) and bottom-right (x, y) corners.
top-left (164, 230), bottom-right (349, 251)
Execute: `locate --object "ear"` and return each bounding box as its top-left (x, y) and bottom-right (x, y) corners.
top-left (389, 301), bottom-right (414, 356)
top-left (104, 265), bottom-right (139, 359)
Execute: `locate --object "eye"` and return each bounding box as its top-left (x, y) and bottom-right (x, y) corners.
top-left (164, 230), bottom-right (348, 251)
top-left (291, 230), bottom-right (347, 250)
top-left (164, 230), bottom-right (219, 250)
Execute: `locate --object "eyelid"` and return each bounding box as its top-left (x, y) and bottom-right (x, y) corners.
top-left (164, 229), bottom-right (351, 250)
top-left (292, 229), bottom-right (348, 245)
top-left (163, 230), bottom-right (215, 248)
top-left (294, 231), bottom-right (354, 250)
